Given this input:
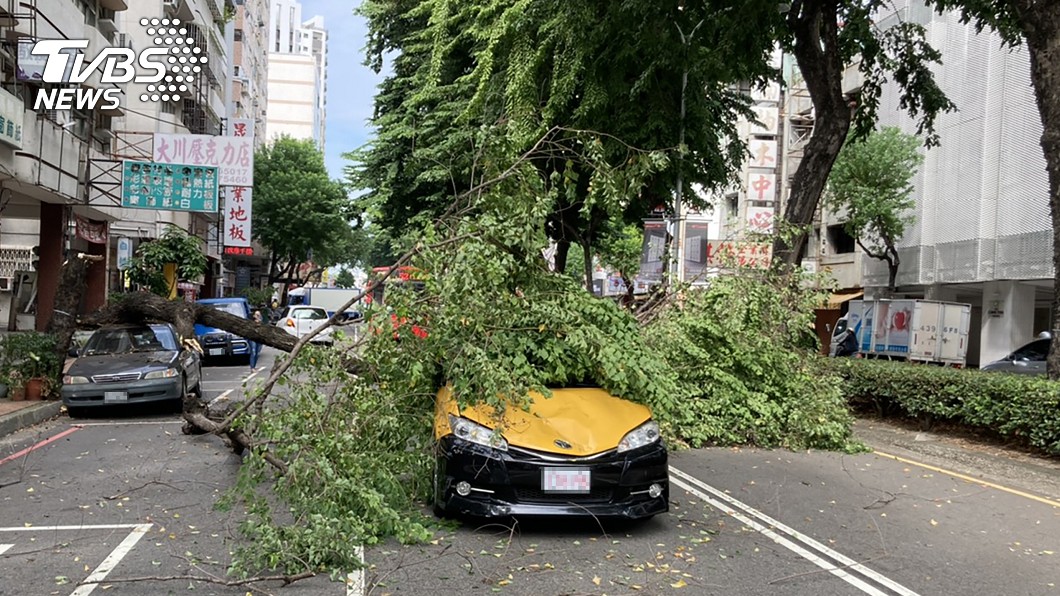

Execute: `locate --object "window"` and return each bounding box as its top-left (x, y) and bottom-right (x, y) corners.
top-left (826, 224), bottom-right (856, 254)
top-left (234, 29), bottom-right (243, 42)
top-left (1011, 340), bottom-right (1050, 362)
top-left (161, 100), bottom-right (175, 114)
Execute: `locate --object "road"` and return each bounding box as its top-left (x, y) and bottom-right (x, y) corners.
top-left (1, 355), bottom-right (1059, 595)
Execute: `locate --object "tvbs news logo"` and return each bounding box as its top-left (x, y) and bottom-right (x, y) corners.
top-left (30, 17), bottom-right (207, 111)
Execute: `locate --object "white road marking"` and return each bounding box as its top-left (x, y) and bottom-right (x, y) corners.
top-left (670, 466), bottom-right (920, 596)
top-left (346, 545), bottom-right (365, 596)
top-left (69, 523), bottom-right (152, 596)
top-left (0, 524), bottom-right (144, 532)
top-left (0, 544), bottom-right (12, 555)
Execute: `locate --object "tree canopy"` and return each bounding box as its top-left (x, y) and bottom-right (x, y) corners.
top-left (825, 126), bottom-right (923, 292)
top-left (254, 136), bottom-right (356, 287)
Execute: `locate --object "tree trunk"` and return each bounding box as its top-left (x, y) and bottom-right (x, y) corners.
top-left (1020, 2), bottom-right (1060, 379)
top-left (554, 240), bottom-right (570, 274)
top-left (772, 0), bottom-right (853, 268)
top-left (45, 254), bottom-right (103, 362)
top-left (582, 242), bottom-right (593, 293)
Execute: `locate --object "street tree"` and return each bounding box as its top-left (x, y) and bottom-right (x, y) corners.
top-left (126, 224), bottom-right (208, 298)
top-left (334, 268), bottom-right (356, 288)
top-left (824, 127), bottom-right (923, 293)
top-left (771, 0), bottom-right (954, 269)
top-left (923, 1), bottom-right (1060, 376)
top-left (354, 0), bottom-right (781, 274)
top-left (254, 136), bottom-right (354, 296)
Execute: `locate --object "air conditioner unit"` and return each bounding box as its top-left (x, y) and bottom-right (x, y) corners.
top-left (0, 277), bottom-right (12, 292)
top-left (162, 0), bottom-right (178, 15)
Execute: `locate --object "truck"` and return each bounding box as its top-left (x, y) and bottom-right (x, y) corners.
top-left (830, 299), bottom-right (972, 367)
top-left (287, 286), bottom-right (363, 320)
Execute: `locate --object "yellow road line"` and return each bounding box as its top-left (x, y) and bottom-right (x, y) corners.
top-left (873, 450), bottom-right (1060, 509)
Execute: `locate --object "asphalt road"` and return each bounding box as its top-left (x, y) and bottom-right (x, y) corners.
top-left (1, 358), bottom-right (1058, 595)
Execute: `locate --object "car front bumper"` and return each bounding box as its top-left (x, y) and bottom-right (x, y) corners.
top-left (62, 377), bottom-right (182, 407)
top-left (435, 436), bottom-right (669, 519)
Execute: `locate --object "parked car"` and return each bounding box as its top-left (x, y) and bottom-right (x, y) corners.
top-left (431, 386), bottom-right (669, 519)
top-left (195, 298), bottom-right (253, 363)
top-left (276, 305), bottom-right (334, 344)
top-left (61, 323), bottom-right (202, 416)
top-left (980, 338), bottom-right (1049, 375)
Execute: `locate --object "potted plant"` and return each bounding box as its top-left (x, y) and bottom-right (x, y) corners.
top-left (5, 369), bottom-right (24, 401)
top-left (3, 332), bottom-right (60, 401)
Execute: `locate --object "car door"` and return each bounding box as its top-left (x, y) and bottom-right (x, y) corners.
top-left (294, 307), bottom-right (317, 338)
top-left (1008, 339), bottom-right (1049, 375)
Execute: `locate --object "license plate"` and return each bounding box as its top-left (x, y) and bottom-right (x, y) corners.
top-left (104, 391), bottom-right (128, 403)
top-left (208, 348), bottom-right (224, 356)
top-left (542, 468), bottom-right (591, 493)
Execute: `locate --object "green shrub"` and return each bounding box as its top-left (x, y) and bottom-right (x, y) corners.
top-left (644, 276), bottom-right (858, 451)
top-left (830, 358), bottom-right (1060, 455)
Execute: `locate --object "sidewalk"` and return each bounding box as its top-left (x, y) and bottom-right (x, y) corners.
top-left (0, 398), bottom-right (63, 439)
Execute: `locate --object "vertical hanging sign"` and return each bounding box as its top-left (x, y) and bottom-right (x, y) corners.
top-left (223, 118), bottom-right (254, 250)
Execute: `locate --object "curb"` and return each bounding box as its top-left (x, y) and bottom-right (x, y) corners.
top-left (0, 402), bottom-right (63, 439)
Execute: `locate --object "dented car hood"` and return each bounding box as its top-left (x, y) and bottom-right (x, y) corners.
top-left (435, 386), bottom-right (652, 456)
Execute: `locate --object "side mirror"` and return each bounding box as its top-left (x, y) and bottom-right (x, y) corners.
top-left (68, 346), bottom-right (79, 358)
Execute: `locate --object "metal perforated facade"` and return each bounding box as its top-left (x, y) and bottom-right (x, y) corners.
top-left (863, 2), bottom-right (1051, 288)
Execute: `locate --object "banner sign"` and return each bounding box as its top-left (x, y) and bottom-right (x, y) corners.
top-left (121, 160), bottom-right (219, 212)
top-left (223, 186), bottom-right (253, 247)
top-left (707, 241), bottom-right (772, 269)
top-left (682, 221), bottom-right (711, 281)
top-left (153, 133), bottom-right (253, 186)
top-left (638, 219), bottom-right (667, 283)
top-left (75, 215), bottom-right (108, 244)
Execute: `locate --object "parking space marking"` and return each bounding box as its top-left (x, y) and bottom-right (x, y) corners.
top-left (670, 466), bottom-right (920, 596)
top-left (69, 523), bottom-right (152, 596)
top-left (0, 426), bottom-right (83, 467)
top-left (0, 544), bottom-right (12, 555)
top-left (874, 450), bottom-right (1060, 509)
top-left (0, 523), bottom-right (145, 532)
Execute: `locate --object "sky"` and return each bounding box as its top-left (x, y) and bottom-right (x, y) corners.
top-left (299, 1), bottom-right (386, 180)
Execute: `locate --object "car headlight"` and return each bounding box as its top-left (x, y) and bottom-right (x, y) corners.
top-left (448, 414), bottom-right (508, 451)
top-left (617, 420), bottom-right (661, 453)
top-left (144, 368), bottom-right (179, 379)
top-left (62, 375), bottom-right (90, 385)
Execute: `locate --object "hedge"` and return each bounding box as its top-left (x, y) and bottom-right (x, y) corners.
top-left (828, 358), bottom-right (1060, 455)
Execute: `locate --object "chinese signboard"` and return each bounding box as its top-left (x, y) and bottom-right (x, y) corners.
top-left (750, 106), bottom-right (779, 136)
top-left (120, 161), bottom-right (219, 212)
top-left (748, 172), bottom-right (776, 202)
top-left (224, 246), bottom-right (254, 256)
top-left (222, 186), bottom-right (253, 247)
top-left (746, 207), bottom-right (775, 234)
top-left (16, 38), bottom-right (46, 81)
top-left (0, 87), bottom-right (24, 149)
top-left (116, 237), bottom-right (133, 270)
top-left (751, 81), bottom-right (781, 103)
top-left (707, 241), bottom-right (772, 269)
top-left (748, 139), bottom-right (777, 169)
top-left (153, 133), bottom-right (253, 186)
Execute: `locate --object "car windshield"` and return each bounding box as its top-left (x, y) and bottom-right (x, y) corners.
top-left (207, 302), bottom-right (247, 317)
top-left (1010, 339), bottom-right (1050, 361)
top-left (82, 326), bottom-right (177, 355)
top-left (295, 308), bottom-right (327, 320)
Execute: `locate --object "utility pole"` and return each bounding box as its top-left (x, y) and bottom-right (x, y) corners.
top-left (673, 13), bottom-right (704, 284)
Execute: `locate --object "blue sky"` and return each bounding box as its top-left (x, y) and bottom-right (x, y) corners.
top-left (300, 1), bottom-right (385, 180)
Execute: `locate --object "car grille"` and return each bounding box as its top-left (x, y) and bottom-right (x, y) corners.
top-left (91, 372), bottom-right (142, 383)
top-left (513, 486), bottom-right (613, 503)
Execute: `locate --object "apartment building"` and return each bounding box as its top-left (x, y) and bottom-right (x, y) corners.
top-left (266, 0), bottom-right (326, 149)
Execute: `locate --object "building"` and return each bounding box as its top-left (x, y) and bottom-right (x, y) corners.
top-left (0, 0), bottom-right (127, 332)
top-left (266, 0), bottom-right (326, 149)
top-left (225, 0), bottom-right (270, 293)
top-left (796, 1), bottom-right (1053, 367)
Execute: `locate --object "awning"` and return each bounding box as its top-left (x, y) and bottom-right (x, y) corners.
top-left (824, 290), bottom-right (863, 309)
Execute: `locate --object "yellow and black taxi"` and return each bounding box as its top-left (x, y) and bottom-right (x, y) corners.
top-left (432, 386), bottom-right (669, 519)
